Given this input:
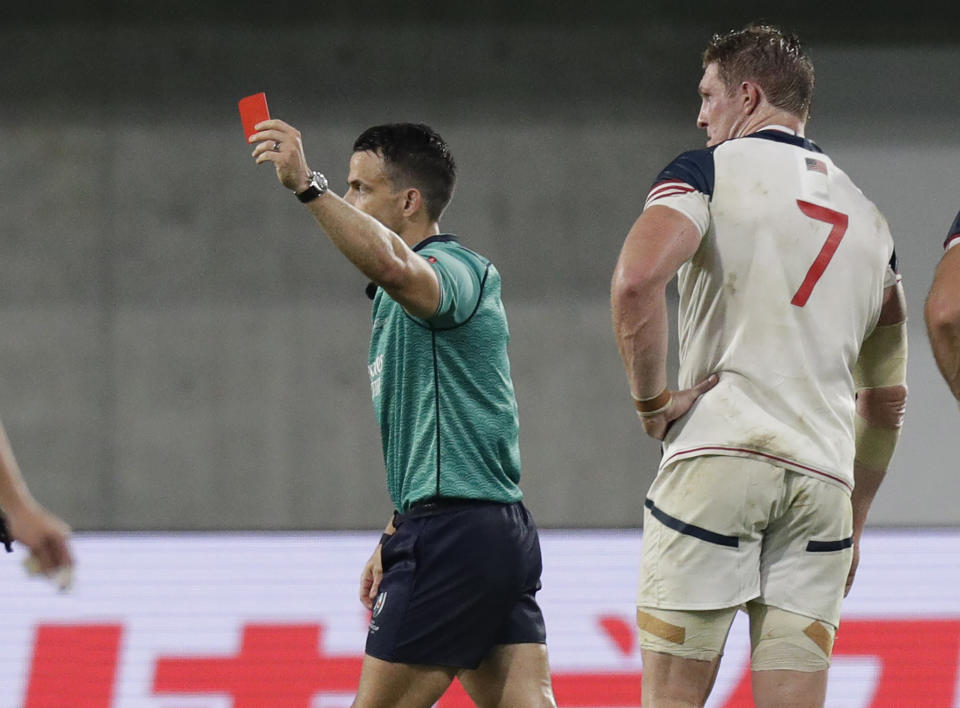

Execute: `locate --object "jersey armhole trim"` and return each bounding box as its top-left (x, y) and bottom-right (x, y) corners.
top-left (403, 262), bottom-right (493, 332)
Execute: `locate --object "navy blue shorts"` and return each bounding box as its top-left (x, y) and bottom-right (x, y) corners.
top-left (365, 499), bottom-right (547, 669)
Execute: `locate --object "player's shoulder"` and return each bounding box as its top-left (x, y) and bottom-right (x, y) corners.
top-left (653, 129), bottom-right (814, 196)
top-left (654, 146), bottom-right (718, 197)
top-left (736, 129), bottom-right (825, 155)
top-left (715, 130), bottom-right (828, 169)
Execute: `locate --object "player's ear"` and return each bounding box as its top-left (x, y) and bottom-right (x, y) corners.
top-left (741, 81), bottom-right (763, 115)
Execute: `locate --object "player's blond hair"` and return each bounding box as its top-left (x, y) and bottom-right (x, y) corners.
top-left (703, 24), bottom-right (815, 121)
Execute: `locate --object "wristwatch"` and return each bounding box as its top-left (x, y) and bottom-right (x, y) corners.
top-left (296, 171), bottom-right (328, 203)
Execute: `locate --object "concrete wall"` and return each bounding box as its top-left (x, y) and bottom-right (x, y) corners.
top-left (3, 20), bottom-right (959, 529)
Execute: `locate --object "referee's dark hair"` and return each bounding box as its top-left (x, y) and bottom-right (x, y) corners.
top-left (353, 123), bottom-right (457, 222)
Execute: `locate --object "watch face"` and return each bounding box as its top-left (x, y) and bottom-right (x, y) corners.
top-left (296, 173), bottom-right (326, 203)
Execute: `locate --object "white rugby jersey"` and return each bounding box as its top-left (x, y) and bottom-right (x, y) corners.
top-left (645, 128), bottom-right (898, 492)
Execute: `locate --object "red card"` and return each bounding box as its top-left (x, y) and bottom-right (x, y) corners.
top-left (238, 92), bottom-right (270, 140)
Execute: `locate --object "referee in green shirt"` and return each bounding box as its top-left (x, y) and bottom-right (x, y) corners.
top-left (252, 120), bottom-right (556, 708)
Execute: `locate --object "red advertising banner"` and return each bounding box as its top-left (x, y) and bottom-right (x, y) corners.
top-left (2, 530), bottom-right (958, 707)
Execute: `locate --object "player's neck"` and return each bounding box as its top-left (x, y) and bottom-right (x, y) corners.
top-left (738, 107), bottom-right (805, 139)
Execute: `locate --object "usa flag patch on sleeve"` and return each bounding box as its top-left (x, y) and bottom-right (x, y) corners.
top-left (805, 157), bottom-right (828, 175)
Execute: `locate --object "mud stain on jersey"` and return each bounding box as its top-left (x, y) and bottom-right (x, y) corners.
top-left (743, 431), bottom-right (778, 452)
top-left (750, 181), bottom-right (769, 198)
top-left (726, 272), bottom-right (738, 296)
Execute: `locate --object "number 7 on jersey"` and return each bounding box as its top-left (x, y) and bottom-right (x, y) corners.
top-left (791, 200), bottom-right (849, 307)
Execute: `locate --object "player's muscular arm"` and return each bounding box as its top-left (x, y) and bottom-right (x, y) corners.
top-left (925, 246), bottom-right (960, 399)
top-left (848, 282), bottom-right (907, 595)
top-left (250, 119), bottom-right (440, 319)
top-left (612, 206), bottom-right (701, 396)
top-left (612, 205), bottom-right (716, 439)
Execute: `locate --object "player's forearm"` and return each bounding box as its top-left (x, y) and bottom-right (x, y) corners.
top-left (850, 459), bottom-right (885, 541)
top-left (929, 335), bottom-right (960, 399)
top-left (851, 385), bottom-right (906, 537)
top-left (611, 278), bottom-right (670, 399)
top-left (304, 191), bottom-right (415, 289)
top-left (925, 302), bottom-right (960, 399)
top-left (925, 249), bottom-right (960, 399)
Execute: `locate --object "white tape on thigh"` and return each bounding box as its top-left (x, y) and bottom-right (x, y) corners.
top-left (636, 606), bottom-right (738, 661)
top-left (748, 604), bottom-right (834, 672)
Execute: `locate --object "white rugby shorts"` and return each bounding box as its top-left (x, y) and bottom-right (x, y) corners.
top-left (637, 455), bottom-right (853, 627)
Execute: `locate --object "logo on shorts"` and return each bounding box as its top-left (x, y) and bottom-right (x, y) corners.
top-left (372, 591), bottom-right (387, 618)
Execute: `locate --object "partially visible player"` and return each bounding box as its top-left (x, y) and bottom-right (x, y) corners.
top-left (925, 210), bottom-right (960, 399)
top-left (250, 120), bottom-right (555, 708)
top-left (0, 419), bottom-right (74, 588)
top-left (611, 24), bottom-right (906, 708)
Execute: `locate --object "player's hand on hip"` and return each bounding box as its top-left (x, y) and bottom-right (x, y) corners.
top-left (359, 545), bottom-right (384, 610)
top-left (249, 119), bottom-right (314, 194)
top-left (640, 374), bottom-right (719, 441)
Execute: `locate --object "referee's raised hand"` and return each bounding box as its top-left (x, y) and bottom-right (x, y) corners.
top-left (249, 119), bottom-right (314, 195)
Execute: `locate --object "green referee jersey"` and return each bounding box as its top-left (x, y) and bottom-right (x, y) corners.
top-left (367, 234), bottom-right (523, 512)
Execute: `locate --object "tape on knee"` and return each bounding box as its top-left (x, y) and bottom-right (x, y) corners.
top-left (636, 606), bottom-right (737, 661)
top-left (748, 605), bottom-right (834, 672)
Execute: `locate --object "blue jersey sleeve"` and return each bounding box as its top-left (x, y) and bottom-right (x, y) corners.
top-left (653, 148), bottom-right (716, 198)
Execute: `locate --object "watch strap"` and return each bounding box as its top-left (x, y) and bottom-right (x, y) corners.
top-left (296, 172), bottom-right (327, 203)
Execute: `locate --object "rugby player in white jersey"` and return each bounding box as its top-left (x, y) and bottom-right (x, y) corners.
top-left (611, 24), bottom-right (907, 708)
top-left (925, 210), bottom-right (960, 399)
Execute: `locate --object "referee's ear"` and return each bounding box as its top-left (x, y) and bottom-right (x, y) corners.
top-left (401, 187), bottom-right (425, 219)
